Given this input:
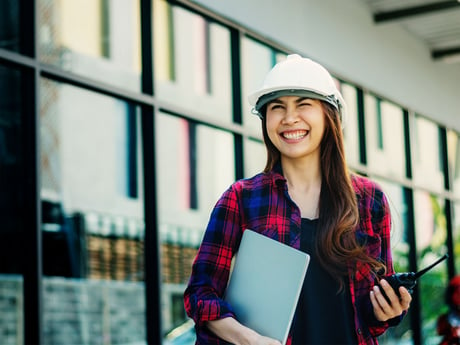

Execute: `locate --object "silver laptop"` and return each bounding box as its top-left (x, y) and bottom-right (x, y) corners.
top-left (224, 229), bottom-right (310, 345)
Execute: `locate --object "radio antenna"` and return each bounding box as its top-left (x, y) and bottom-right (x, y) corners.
top-left (413, 254), bottom-right (449, 279)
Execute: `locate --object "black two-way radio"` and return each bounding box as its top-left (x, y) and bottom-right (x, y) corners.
top-left (378, 254), bottom-right (448, 303)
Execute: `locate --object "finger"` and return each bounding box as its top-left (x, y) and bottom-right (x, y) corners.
top-left (373, 281), bottom-right (393, 308)
top-left (398, 287), bottom-right (412, 310)
top-left (375, 280), bottom-right (406, 317)
top-left (379, 279), bottom-right (401, 307)
top-left (370, 290), bottom-right (389, 321)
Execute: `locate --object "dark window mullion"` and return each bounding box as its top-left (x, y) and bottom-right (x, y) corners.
top-left (439, 126), bottom-right (449, 190)
top-left (403, 187), bottom-right (421, 345)
top-left (141, 0), bottom-right (161, 344)
top-left (126, 104), bottom-right (138, 198)
top-left (141, 0), bottom-right (153, 96)
top-left (445, 199), bottom-right (455, 279)
top-left (22, 0), bottom-right (43, 343)
top-left (230, 29), bottom-right (244, 179)
top-left (23, 71), bottom-right (44, 345)
top-left (376, 97), bottom-right (384, 149)
top-left (23, 67), bottom-right (43, 345)
top-left (188, 121), bottom-right (198, 209)
top-left (357, 88), bottom-right (367, 165)
top-left (403, 109), bottom-right (412, 179)
top-left (141, 105), bottom-right (161, 345)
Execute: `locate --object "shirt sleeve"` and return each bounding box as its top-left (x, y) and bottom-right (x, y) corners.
top-left (183, 183), bottom-right (243, 327)
top-left (360, 181), bottom-right (404, 337)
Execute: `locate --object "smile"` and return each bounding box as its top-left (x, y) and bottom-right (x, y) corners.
top-left (281, 130), bottom-right (308, 140)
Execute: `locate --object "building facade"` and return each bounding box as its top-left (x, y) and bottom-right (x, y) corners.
top-left (0, 0), bottom-right (460, 344)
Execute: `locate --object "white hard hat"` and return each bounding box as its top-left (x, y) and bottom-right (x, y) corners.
top-left (248, 54), bottom-right (347, 126)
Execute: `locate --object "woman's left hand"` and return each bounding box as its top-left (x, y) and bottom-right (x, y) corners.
top-left (370, 278), bottom-right (412, 321)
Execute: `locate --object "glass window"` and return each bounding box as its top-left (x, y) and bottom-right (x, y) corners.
top-left (40, 78), bottom-right (145, 344)
top-left (454, 200), bottom-right (460, 274)
top-left (156, 112), bottom-right (235, 341)
top-left (38, 0), bottom-right (141, 92)
top-left (0, 64), bottom-right (24, 345)
top-left (373, 179), bottom-right (413, 344)
top-left (0, 1), bottom-right (20, 53)
top-left (341, 82), bottom-right (360, 168)
top-left (244, 138), bottom-right (265, 178)
top-left (364, 94), bottom-right (406, 179)
top-left (241, 37), bottom-right (286, 132)
top-left (373, 180), bottom-right (411, 271)
top-left (447, 130), bottom-right (460, 197)
top-left (154, 0), bottom-right (232, 122)
top-left (412, 115), bottom-right (445, 191)
top-left (413, 190), bottom-right (449, 343)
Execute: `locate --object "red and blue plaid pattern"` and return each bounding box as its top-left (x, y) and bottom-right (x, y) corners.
top-left (184, 168), bottom-right (401, 345)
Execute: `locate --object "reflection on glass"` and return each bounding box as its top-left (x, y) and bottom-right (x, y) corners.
top-left (156, 112), bottom-right (235, 340)
top-left (0, 65), bottom-right (24, 345)
top-left (38, 0), bottom-right (141, 92)
top-left (341, 83), bottom-right (359, 167)
top-left (0, 1), bottom-right (20, 52)
top-left (447, 130), bottom-right (460, 196)
top-left (364, 94), bottom-right (406, 179)
top-left (154, 0), bottom-right (232, 121)
top-left (40, 78), bottom-right (145, 344)
top-left (454, 201), bottom-right (460, 274)
top-left (374, 180), bottom-right (411, 271)
top-left (412, 115), bottom-right (444, 191)
top-left (373, 179), bottom-right (413, 344)
top-left (241, 37), bottom-right (286, 132)
top-left (413, 190), bottom-right (448, 343)
top-left (244, 138), bottom-right (265, 178)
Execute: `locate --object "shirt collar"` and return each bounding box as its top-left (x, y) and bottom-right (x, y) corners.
top-left (269, 163), bottom-right (287, 187)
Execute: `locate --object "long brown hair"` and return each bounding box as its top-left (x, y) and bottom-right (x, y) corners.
top-left (261, 102), bottom-right (386, 288)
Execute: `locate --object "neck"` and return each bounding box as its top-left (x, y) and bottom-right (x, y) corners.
top-left (281, 156), bottom-right (321, 191)
top-left (281, 157), bottom-right (322, 219)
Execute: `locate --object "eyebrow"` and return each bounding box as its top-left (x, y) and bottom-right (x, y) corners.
top-left (269, 97), bottom-right (312, 105)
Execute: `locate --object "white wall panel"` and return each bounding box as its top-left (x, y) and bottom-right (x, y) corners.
top-left (192, 0), bottom-right (460, 132)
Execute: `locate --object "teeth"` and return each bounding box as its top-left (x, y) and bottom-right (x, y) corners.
top-left (283, 130), bottom-right (307, 140)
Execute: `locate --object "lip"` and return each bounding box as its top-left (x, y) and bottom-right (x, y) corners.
top-left (280, 129), bottom-right (309, 141)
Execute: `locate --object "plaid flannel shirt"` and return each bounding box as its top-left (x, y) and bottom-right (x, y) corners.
top-left (184, 168), bottom-right (403, 345)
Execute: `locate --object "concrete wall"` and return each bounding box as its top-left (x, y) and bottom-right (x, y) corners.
top-left (0, 276), bottom-right (145, 345)
top-left (192, 0), bottom-right (460, 132)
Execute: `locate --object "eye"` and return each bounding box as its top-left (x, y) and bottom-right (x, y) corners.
top-left (298, 101), bottom-right (312, 108)
top-left (269, 104), bottom-right (284, 111)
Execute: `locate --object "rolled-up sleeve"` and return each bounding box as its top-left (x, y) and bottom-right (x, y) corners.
top-left (351, 176), bottom-right (405, 342)
top-left (184, 184), bottom-right (243, 327)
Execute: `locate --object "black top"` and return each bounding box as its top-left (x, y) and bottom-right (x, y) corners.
top-left (290, 218), bottom-right (358, 345)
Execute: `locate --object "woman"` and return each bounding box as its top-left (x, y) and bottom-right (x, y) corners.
top-left (184, 54), bottom-right (411, 345)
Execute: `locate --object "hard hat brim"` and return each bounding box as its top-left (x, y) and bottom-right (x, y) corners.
top-left (248, 86), bottom-right (331, 107)
top-left (248, 87), bottom-right (348, 128)
top-left (251, 88), bottom-right (339, 113)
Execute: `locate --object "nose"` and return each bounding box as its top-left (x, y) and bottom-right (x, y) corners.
top-left (282, 105), bottom-right (300, 125)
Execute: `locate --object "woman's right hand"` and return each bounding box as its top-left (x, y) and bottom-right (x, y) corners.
top-left (206, 317), bottom-right (282, 345)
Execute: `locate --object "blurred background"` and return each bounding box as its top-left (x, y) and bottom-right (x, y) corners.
top-left (0, 0), bottom-right (459, 344)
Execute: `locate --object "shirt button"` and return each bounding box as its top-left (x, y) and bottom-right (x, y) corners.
top-left (357, 328), bottom-right (362, 335)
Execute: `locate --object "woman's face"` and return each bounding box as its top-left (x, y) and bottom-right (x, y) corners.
top-left (265, 96), bottom-right (326, 163)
